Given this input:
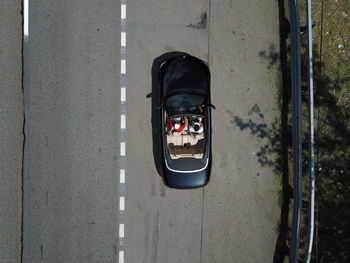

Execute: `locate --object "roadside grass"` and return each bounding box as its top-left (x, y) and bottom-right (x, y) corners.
top-left (236, 0), bottom-right (348, 260)
top-left (299, 0), bottom-right (350, 261)
top-left (270, 0), bottom-right (349, 261)
top-left (275, 67), bottom-right (284, 111)
top-left (312, 0), bottom-right (350, 261)
top-left (315, 0), bottom-right (349, 90)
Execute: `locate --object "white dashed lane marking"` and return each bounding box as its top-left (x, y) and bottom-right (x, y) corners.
top-left (121, 60), bottom-right (126, 74)
top-left (121, 32), bottom-right (126, 47)
top-left (24, 0), bottom-right (29, 37)
top-left (121, 115), bottom-right (126, 129)
top-left (120, 87), bottom-right (126, 102)
top-left (121, 4), bottom-right (126, 19)
top-left (120, 142), bottom-right (126, 156)
top-left (119, 197), bottom-right (125, 211)
top-left (119, 251), bottom-right (124, 263)
top-left (118, 1), bottom-right (127, 263)
top-left (119, 224), bottom-right (125, 238)
top-left (120, 169), bottom-right (126, 183)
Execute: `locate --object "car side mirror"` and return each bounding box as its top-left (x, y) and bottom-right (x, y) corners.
top-left (208, 103), bottom-right (216, 110)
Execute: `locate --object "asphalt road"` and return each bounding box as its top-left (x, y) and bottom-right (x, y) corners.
top-left (127, 1), bottom-right (279, 262)
top-left (22, 0), bottom-right (280, 262)
top-left (0, 1), bottom-right (23, 262)
top-left (23, 1), bottom-right (120, 262)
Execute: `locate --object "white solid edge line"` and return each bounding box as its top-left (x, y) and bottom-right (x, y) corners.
top-left (121, 115), bottom-right (126, 129)
top-left (119, 224), bottom-right (125, 238)
top-left (120, 169), bottom-right (126, 183)
top-left (121, 32), bottom-right (126, 47)
top-left (120, 88), bottom-right (126, 102)
top-left (119, 197), bottom-right (125, 211)
top-left (121, 4), bottom-right (126, 19)
top-left (121, 60), bottom-right (126, 74)
top-left (120, 142), bottom-right (126, 156)
top-left (119, 251), bottom-right (124, 263)
top-left (24, 0), bottom-right (29, 37)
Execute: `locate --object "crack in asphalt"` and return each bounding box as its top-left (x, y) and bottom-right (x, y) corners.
top-left (200, 1), bottom-right (210, 262)
top-left (199, 188), bottom-right (205, 263)
top-left (21, 1), bottom-right (27, 262)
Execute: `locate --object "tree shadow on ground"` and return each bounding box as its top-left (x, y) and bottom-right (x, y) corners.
top-left (227, 104), bottom-right (287, 168)
top-left (259, 1), bottom-right (294, 262)
top-left (229, 11), bottom-right (293, 258)
top-left (227, 100), bottom-right (293, 262)
top-left (230, 0), bottom-right (300, 261)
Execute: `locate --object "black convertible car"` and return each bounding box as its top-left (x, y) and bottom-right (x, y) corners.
top-left (157, 55), bottom-right (214, 189)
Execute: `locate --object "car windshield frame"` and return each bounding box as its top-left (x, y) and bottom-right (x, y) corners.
top-left (165, 92), bottom-right (207, 116)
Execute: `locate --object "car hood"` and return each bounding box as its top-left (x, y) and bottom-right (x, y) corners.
top-left (162, 56), bottom-right (210, 97)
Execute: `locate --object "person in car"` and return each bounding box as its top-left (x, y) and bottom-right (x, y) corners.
top-left (189, 117), bottom-right (204, 134)
top-left (169, 117), bottom-right (188, 133)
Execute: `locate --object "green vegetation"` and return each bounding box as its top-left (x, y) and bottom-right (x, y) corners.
top-left (275, 68), bottom-right (284, 111)
top-left (290, 0), bottom-right (350, 261)
top-left (272, 0), bottom-right (349, 261)
top-left (304, 0), bottom-right (350, 261)
top-left (230, 0), bottom-right (349, 261)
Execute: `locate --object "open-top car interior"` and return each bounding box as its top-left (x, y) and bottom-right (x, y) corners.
top-left (165, 111), bottom-right (206, 159)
